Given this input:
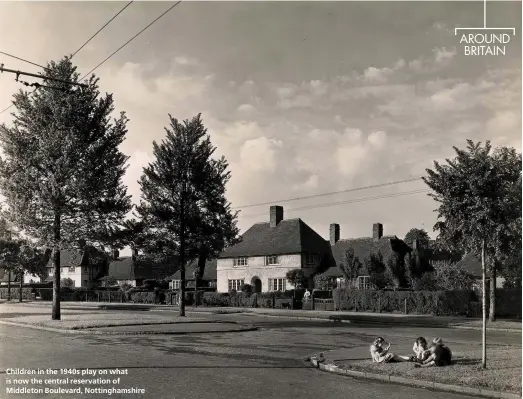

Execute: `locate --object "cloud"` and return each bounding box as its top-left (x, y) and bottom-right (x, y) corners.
top-left (433, 47), bottom-right (457, 64)
top-left (238, 103), bottom-right (255, 112)
top-left (174, 56), bottom-right (199, 66)
top-left (239, 137), bottom-right (283, 173)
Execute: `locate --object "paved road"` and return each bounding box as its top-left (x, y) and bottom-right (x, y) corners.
top-left (1, 311), bottom-right (518, 399)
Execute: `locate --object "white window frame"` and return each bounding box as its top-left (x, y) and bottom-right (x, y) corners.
top-left (228, 279), bottom-right (244, 291)
top-left (358, 276), bottom-right (371, 290)
top-left (268, 278), bottom-right (286, 292)
top-left (233, 257), bottom-right (248, 267)
top-left (305, 253), bottom-right (315, 265)
top-left (265, 255), bottom-right (280, 265)
top-left (172, 280), bottom-right (181, 290)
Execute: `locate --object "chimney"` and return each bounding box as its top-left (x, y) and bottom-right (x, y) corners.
top-left (270, 205), bottom-right (284, 227)
top-left (131, 248), bottom-right (139, 260)
top-left (78, 239), bottom-right (86, 249)
top-left (330, 224), bottom-right (340, 246)
top-left (112, 249), bottom-right (119, 259)
top-left (372, 223), bottom-right (383, 240)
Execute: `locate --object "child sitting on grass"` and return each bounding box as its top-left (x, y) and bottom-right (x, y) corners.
top-left (370, 337), bottom-right (411, 363)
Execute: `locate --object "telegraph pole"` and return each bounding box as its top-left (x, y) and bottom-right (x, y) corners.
top-left (0, 63), bottom-right (88, 89)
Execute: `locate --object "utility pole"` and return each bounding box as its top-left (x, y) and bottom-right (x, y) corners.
top-left (0, 64), bottom-right (88, 89)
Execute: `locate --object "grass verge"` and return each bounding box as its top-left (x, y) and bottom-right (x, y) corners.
top-left (337, 347), bottom-right (521, 394)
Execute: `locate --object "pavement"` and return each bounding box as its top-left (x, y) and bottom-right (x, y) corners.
top-left (0, 313), bottom-right (502, 399)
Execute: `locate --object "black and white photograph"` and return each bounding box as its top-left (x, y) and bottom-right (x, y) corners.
top-left (0, 1), bottom-right (521, 398)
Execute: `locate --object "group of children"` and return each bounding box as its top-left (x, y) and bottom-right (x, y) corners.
top-left (370, 336), bottom-right (453, 368)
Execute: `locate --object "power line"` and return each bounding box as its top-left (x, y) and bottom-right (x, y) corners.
top-left (0, 51), bottom-right (49, 70)
top-left (0, 1), bottom-right (136, 121)
top-left (240, 189), bottom-right (431, 219)
top-left (80, 1), bottom-right (182, 80)
top-left (71, 1), bottom-right (134, 58)
top-left (232, 177), bottom-right (423, 210)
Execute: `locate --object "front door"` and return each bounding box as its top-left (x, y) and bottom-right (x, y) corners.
top-left (251, 277), bottom-right (262, 293)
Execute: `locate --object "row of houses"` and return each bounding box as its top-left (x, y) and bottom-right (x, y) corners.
top-left (12, 205), bottom-right (501, 292)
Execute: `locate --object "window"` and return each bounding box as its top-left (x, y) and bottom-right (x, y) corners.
top-left (305, 253), bottom-right (315, 265)
top-left (208, 281), bottom-right (217, 288)
top-left (69, 266), bottom-right (76, 272)
top-left (358, 276), bottom-right (371, 290)
top-left (83, 266), bottom-right (88, 273)
top-left (265, 255), bottom-right (280, 265)
top-left (83, 280), bottom-right (88, 287)
top-left (233, 257), bottom-right (248, 266)
top-left (268, 278), bottom-right (286, 292)
top-left (228, 279), bottom-right (244, 291)
top-left (172, 280), bottom-right (181, 290)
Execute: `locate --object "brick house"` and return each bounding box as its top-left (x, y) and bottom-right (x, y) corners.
top-left (100, 249), bottom-right (177, 287)
top-left (167, 258), bottom-right (217, 291)
top-left (318, 222), bottom-right (412, 290)
top-left (216, 205), bottom-right (331, 293)
top-left (44, 240), bottom-right (107, 288)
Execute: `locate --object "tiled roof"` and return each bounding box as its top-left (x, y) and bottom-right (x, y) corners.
top-left (318, 266), bottom-right (344, 278)
top-left (219, 218), bottom-right (331, 258)
top-left (0, 268), bottom-right (20, 283)
top-left (455, 252), bottom-right (491, 278)
top-left (168, 258), bottom-right (217, 281)
top-left (331, 235), bottom-right (410, 266)
top-left (106, 256), bottom-right (178, 281)
top-left (45, 246), bottom-right (105, 268)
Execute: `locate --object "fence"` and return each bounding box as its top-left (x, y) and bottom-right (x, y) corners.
top-left (36, 288), bottom-right (126, 303)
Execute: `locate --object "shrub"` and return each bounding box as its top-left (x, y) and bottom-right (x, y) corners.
top-left (202, 292), bottom-right (232, 307)
top-left (130, 290), bottom-right (158, 304)
top-left (239, 283), bottom-right (252, 294)
top-left (0, 287), bottom-right (33, 300)
top-left (60, 278), bottom-right (75, 288)
top-left (332, 288), bottom-right (476, 316)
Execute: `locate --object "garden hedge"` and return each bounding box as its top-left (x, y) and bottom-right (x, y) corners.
top-left (332, 288), bottom-right (477, 316)
top-left (0, 287), bottom-right (34, 300)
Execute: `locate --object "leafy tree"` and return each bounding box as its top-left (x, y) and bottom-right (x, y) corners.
top-left (404, 228), bottom-right (430, 248)
top-left (433, 261), bottom-right (475, 290)
top-left (313, 274), bottom-right (331, 290)
top-left (0, 58), bottom-right (132, 320)
top-left (423, 140), bottom-right (521, 368)
top-left (364, 251), bottom-right (387, 289)
top-left (60, 278), bottom-right (74, 288)
top-left (136, 114), bottom-right (239, 317)
top-left (16, 242), bottom-right (49, 301)
top-left (338, 248), bottom-right (361, 283)
top-left (385, 252), bottom-right (407, 288)
top-left (0, 239), bottom-right (20, 301)
top-left (286, 268), bottom-right (307, 289)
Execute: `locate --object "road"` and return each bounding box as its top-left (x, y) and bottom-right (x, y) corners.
top-left (1, 310), bottom-right (519, 399)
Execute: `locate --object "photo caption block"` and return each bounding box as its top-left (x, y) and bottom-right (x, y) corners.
top-left (5, 368), bottom-right (146, 396)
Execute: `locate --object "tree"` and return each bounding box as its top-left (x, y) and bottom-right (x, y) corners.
top-left (0, 57), bottom-right (132, 320)
top-left (0, 239), bottom-right (20, 301)
top-left (385, 252), bottom-right (407, 288)
top-left (16, 242), bottom-right (49, 301)
top-left (404, 228), bottom-right (430, 248)
top-left (433, 261), bottom-right (475, 290)
top-left (423, 140), bottom-right (521, 368)
top-left (313, 274), bottom-right (330, 290)
top-left (286, 268), bottom-right (307, 289)
top-left (60, 278), bottom-right (74, 288)
top-left (136, 114), bottom-right (239, 317)
top-left (338, 248), bottom-right (361, 285)
top-left (364, 251), bottom-right (387, 289)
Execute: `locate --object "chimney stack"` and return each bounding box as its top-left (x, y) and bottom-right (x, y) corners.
top-left (270, 206), bottom-right (284, 227)
top-left (112, 249), bottom-right (119, 259)
top-left (372, 223), bottom-right (383, 240)
top-left (330, 224), bottom-right (340, 246)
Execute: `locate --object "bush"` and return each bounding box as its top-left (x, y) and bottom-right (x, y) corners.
top-left (60, 278), bottom-right (75, 288)
top-left (0, 287), bottom-right (33, 300)
top-left (239, 283), bottom-right (252, 294)
top-left (333, 288), bottom-right (476, 315)
top-left (130, 290), bottom-right (158, 304)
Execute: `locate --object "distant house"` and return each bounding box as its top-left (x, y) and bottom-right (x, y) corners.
top-left (217, 205), bottom-right (331, 293)
top-left (0, 268), bottom-right (20, 286)
top-left (455, 252), bottom-right (505, 289)
top-left (167, 258), bottom-right (217, 291)
top-left (100, 249), bottom-right (178, 287)
top-left (320, 223), bottom-right (411, 290)
top-left (44, 240), bottom-right (107, 288)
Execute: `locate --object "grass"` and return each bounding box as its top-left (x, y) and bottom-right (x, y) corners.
top-left (1, 312), bottom-right (208, 330)
top-left (337, 347), bottom-right (521, 393)
top-left (450, 320), bottom-right (522, 330)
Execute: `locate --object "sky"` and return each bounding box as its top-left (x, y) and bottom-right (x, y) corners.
top-left (0, 1), bottom-right (521, 254)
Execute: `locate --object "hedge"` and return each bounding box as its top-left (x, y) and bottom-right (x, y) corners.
top-left (0, 287), bottom-right (34, 300)
top-left (332, 288), bottom-right (477, 316)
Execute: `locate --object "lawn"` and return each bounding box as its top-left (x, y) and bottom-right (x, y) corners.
top-left (337, 347), bottom-right (521, 394)
top-left (450, 320), bottom-right (522, 331)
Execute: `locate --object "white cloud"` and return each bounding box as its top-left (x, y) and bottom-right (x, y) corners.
top-left (239, 137), bottom-right (283, 173)
top-left (174, 56), bottom-right (199, 66)
top-left (433, 47), bottom-right (457, 64)
top-left (238, 103), bottom-right (255, 112)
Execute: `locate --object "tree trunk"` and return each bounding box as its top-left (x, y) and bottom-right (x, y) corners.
top-left (489, 265), bottom-right (496, 322)
top-left (52, 213), bottom-right (61, 320)
top-left (7, 270), bottom-right (11, 301)
top-left (19, 270), bottom-right (23, 302)
top-left (481, 238), bottom-right (487, 369)
top-left (179, 194), bottom-right (186, 317)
